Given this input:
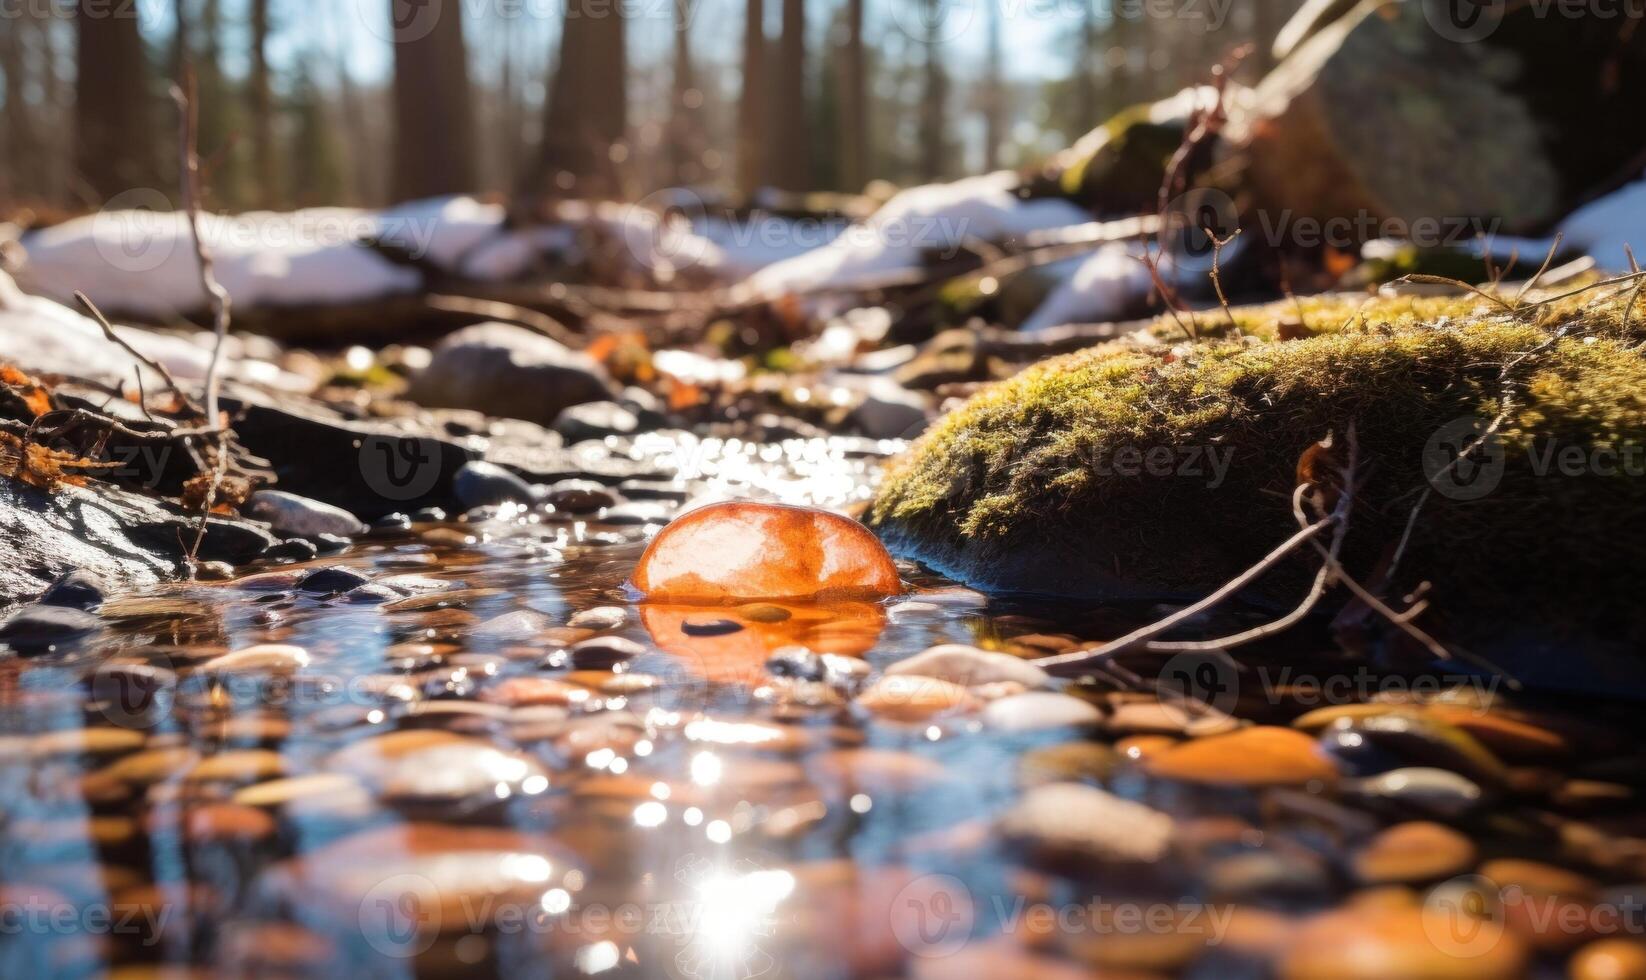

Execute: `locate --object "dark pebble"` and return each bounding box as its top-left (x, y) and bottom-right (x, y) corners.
top-left (0, 605), bottom-right (102, 652)
top-left (310, 533), bottom-right (351, 555)
top-left (617, 480), bottom-right (690, 502)
top-left (339, 583), bottom-right (403, 604)
top-left (682, 618), bottom-right (744, 637)
top-left (39, 570), bottom-right (108, 611)
top-left (553, 401), bottom-right (640, 443)
top-left (297, 566), bottom-right (372, 595)
top-left (411, 507), bottom-right (448, 522)
top-left (543, 479), bottom-right (617, 514)
top-left (601, 502), bottom-right (674, 526)
top-left (371, 513), bottom-right (413, 532)
top-left (766, 647), bottom-right (826, 681)
top-left (453, 461), bottom-right (536, 509)
top-left (263, 539), bottom-right (318, 563)
top-left (560, 636), bottom-right (646, 670)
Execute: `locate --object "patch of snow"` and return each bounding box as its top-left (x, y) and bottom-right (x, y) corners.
top-left (14, 195), bottom-right (779, 321)
top-left (1018, 242), bottom-right (1162, 333)
top-left (0, 269), bottom-right (305, 391)
top-left (742, 172), bottom-right (1092, 304)
top-left (1463, 173), bottom-right (1646, 273)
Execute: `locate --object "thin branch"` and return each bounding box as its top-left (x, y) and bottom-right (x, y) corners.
top-left (1512, 233), bottom-right (1564, 308)
top-left (75, 291), bottom-right (195, 416)
top-left (426, 293), bottom-right (585, 348)
top-left (171, 68), bottom-right (232, 428)
top-left (1207, 226), bottom-right (1242, 335)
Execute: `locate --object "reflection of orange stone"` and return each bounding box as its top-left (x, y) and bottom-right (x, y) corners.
top-left (631, 501), bottom-right (901, 602)
top-left (640, 600), bottom-right (885, 684)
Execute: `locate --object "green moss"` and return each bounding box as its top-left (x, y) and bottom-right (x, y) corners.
top-left (869, 285), bottom-right (1646, 662)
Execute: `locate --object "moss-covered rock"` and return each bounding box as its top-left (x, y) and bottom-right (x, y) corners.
top-left (869, 286), bottom-right (1646, 691)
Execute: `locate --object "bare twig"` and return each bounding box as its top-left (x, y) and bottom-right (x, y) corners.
top-left (171, 65), bottom-right (233, 577)
top-left (171, 68), bottom-right (232, 428)
top-left (1207, 226), bottom-right (1243, 335)
top-left (1033, 510), bottom-right (1339, 675)
top-left (1512, 233), bottom-right (1564, 308)
top-left (426, 293), bottom-right (585, 347)
top-left (75, 291), bottom-right (196, 417)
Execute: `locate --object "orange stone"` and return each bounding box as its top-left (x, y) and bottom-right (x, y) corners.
top-left (1143, 726), bottom-right (1338, 787)
top-left (1280, 906), bottom-right (1526, 980)
top-left (1571, 939), bottom-right (1646, 980)
top-left (630, 501), bottom-right (901, 602)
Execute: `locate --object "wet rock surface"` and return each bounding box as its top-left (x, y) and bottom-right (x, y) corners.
top-left (1, 432), bottom-right (1642, 980)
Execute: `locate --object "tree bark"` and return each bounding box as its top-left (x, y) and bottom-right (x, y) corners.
top-left (74, 0), bottom-right (155, 202)
top-left (917, 0), bottom-right (947, 181)
top-left (249, 0), bottom-right (275, 205)
top-left (540, 0), bottom-right (628, 195)
top-left (982, 0), bottom-right (1002, 171)
top-left (767, 0), bottom-right (811, 191)
top-left (670, 0), bottom-right (701, 184)
top-left (838, 0), bottom-right (867, 191)
top-left (391, 0), bottom-right (478, 201)
top-left (736, 0), bottom-right (765, 196)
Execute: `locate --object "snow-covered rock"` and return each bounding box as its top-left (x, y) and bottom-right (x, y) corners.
top-left (742, 172), bottom-right (1092, 305)
top-left (1469, 172), bottom-right (1646, 273)
top-left (0, 268), bottom-right (303, 391)
top-left (15, 195), bottom-right (804, 322)
top-left (1018, 242), bottom-right (1162, 333)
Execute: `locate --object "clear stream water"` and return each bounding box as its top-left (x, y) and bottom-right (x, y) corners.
top-left (0, 435), bottom-right (1636, 978)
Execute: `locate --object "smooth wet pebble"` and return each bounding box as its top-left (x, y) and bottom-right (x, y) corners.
top-left (561, 636), bottom-right (645, 670)
top-left (1352, 821), bottom-right (1477, 884)
top-left (855, 675), bottom-right (979, 722)
top-left (998, 782), bottom-right (1175, 866)
top-left (566, 606), bottom-right (628, 630)
top-left (543, 479), bottom-right (616, 513)
top-left (1344, 767), bottom-right (1484, 817)
top-left (38, 569), bottom-right (108, 611)
top-left (1144, 726), bottom-right (1338, 788)
top-left (1280, 905), bottom-right (1525, 979)
top-left (885, 644), bottom-right (1050, 689)
top-left (199, 644), bottom-right (312, 675)
top-left (1321, 713), bottom-right (1508, 788)
top-left (982, 692), bottom-right (1103, 732)
top-left (453, 460), bottom-right (537, 509)
top-left (0, 604), bottom-right (101, 652)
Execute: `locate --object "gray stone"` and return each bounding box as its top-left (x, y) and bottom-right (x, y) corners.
top-left (405, 322), bottom-right (613, 426)
top-left (0, 604), bottom-right (102, 653)
top-left (248, 489), bottom-right (368, 539)
top-left (453, 461), bottom-right (536, 509)
top-left (553, 401), bottom-right (640, 443)
top-left (0, 477), bottom-right (275, 610)
top-left (38, 569), bottom-right (109, 611)
top-left (982, 692), bottom-right (1103, 732)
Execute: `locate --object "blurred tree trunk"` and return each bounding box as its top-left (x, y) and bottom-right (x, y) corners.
top-left (670, 0), bottom-right (702, 185)
top-left (768, 0), bottom-right (811, 191)
top-left (249, 0), bottom-right (275, 205)
top-left (837, 0), bottom-right (867, 191)
top-left (1077, 0), bottom-right (1100, 130)
top-left (74, 0), bottom-right (155, 202)
top-left (541, 0), bottom-right (628, 194)
top-left (736, 0), bottom-right (765, 196)
top-left (0, 13), bottom-right (36, 200)
top-left (916, 0), bottom-right (947, 181)
top-left (391, 0), bottom-right (477, 201)
top-left (982, 0), bottom-right (1002, 171)
top-left (1253, 0), bottom-right (1284, 73)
